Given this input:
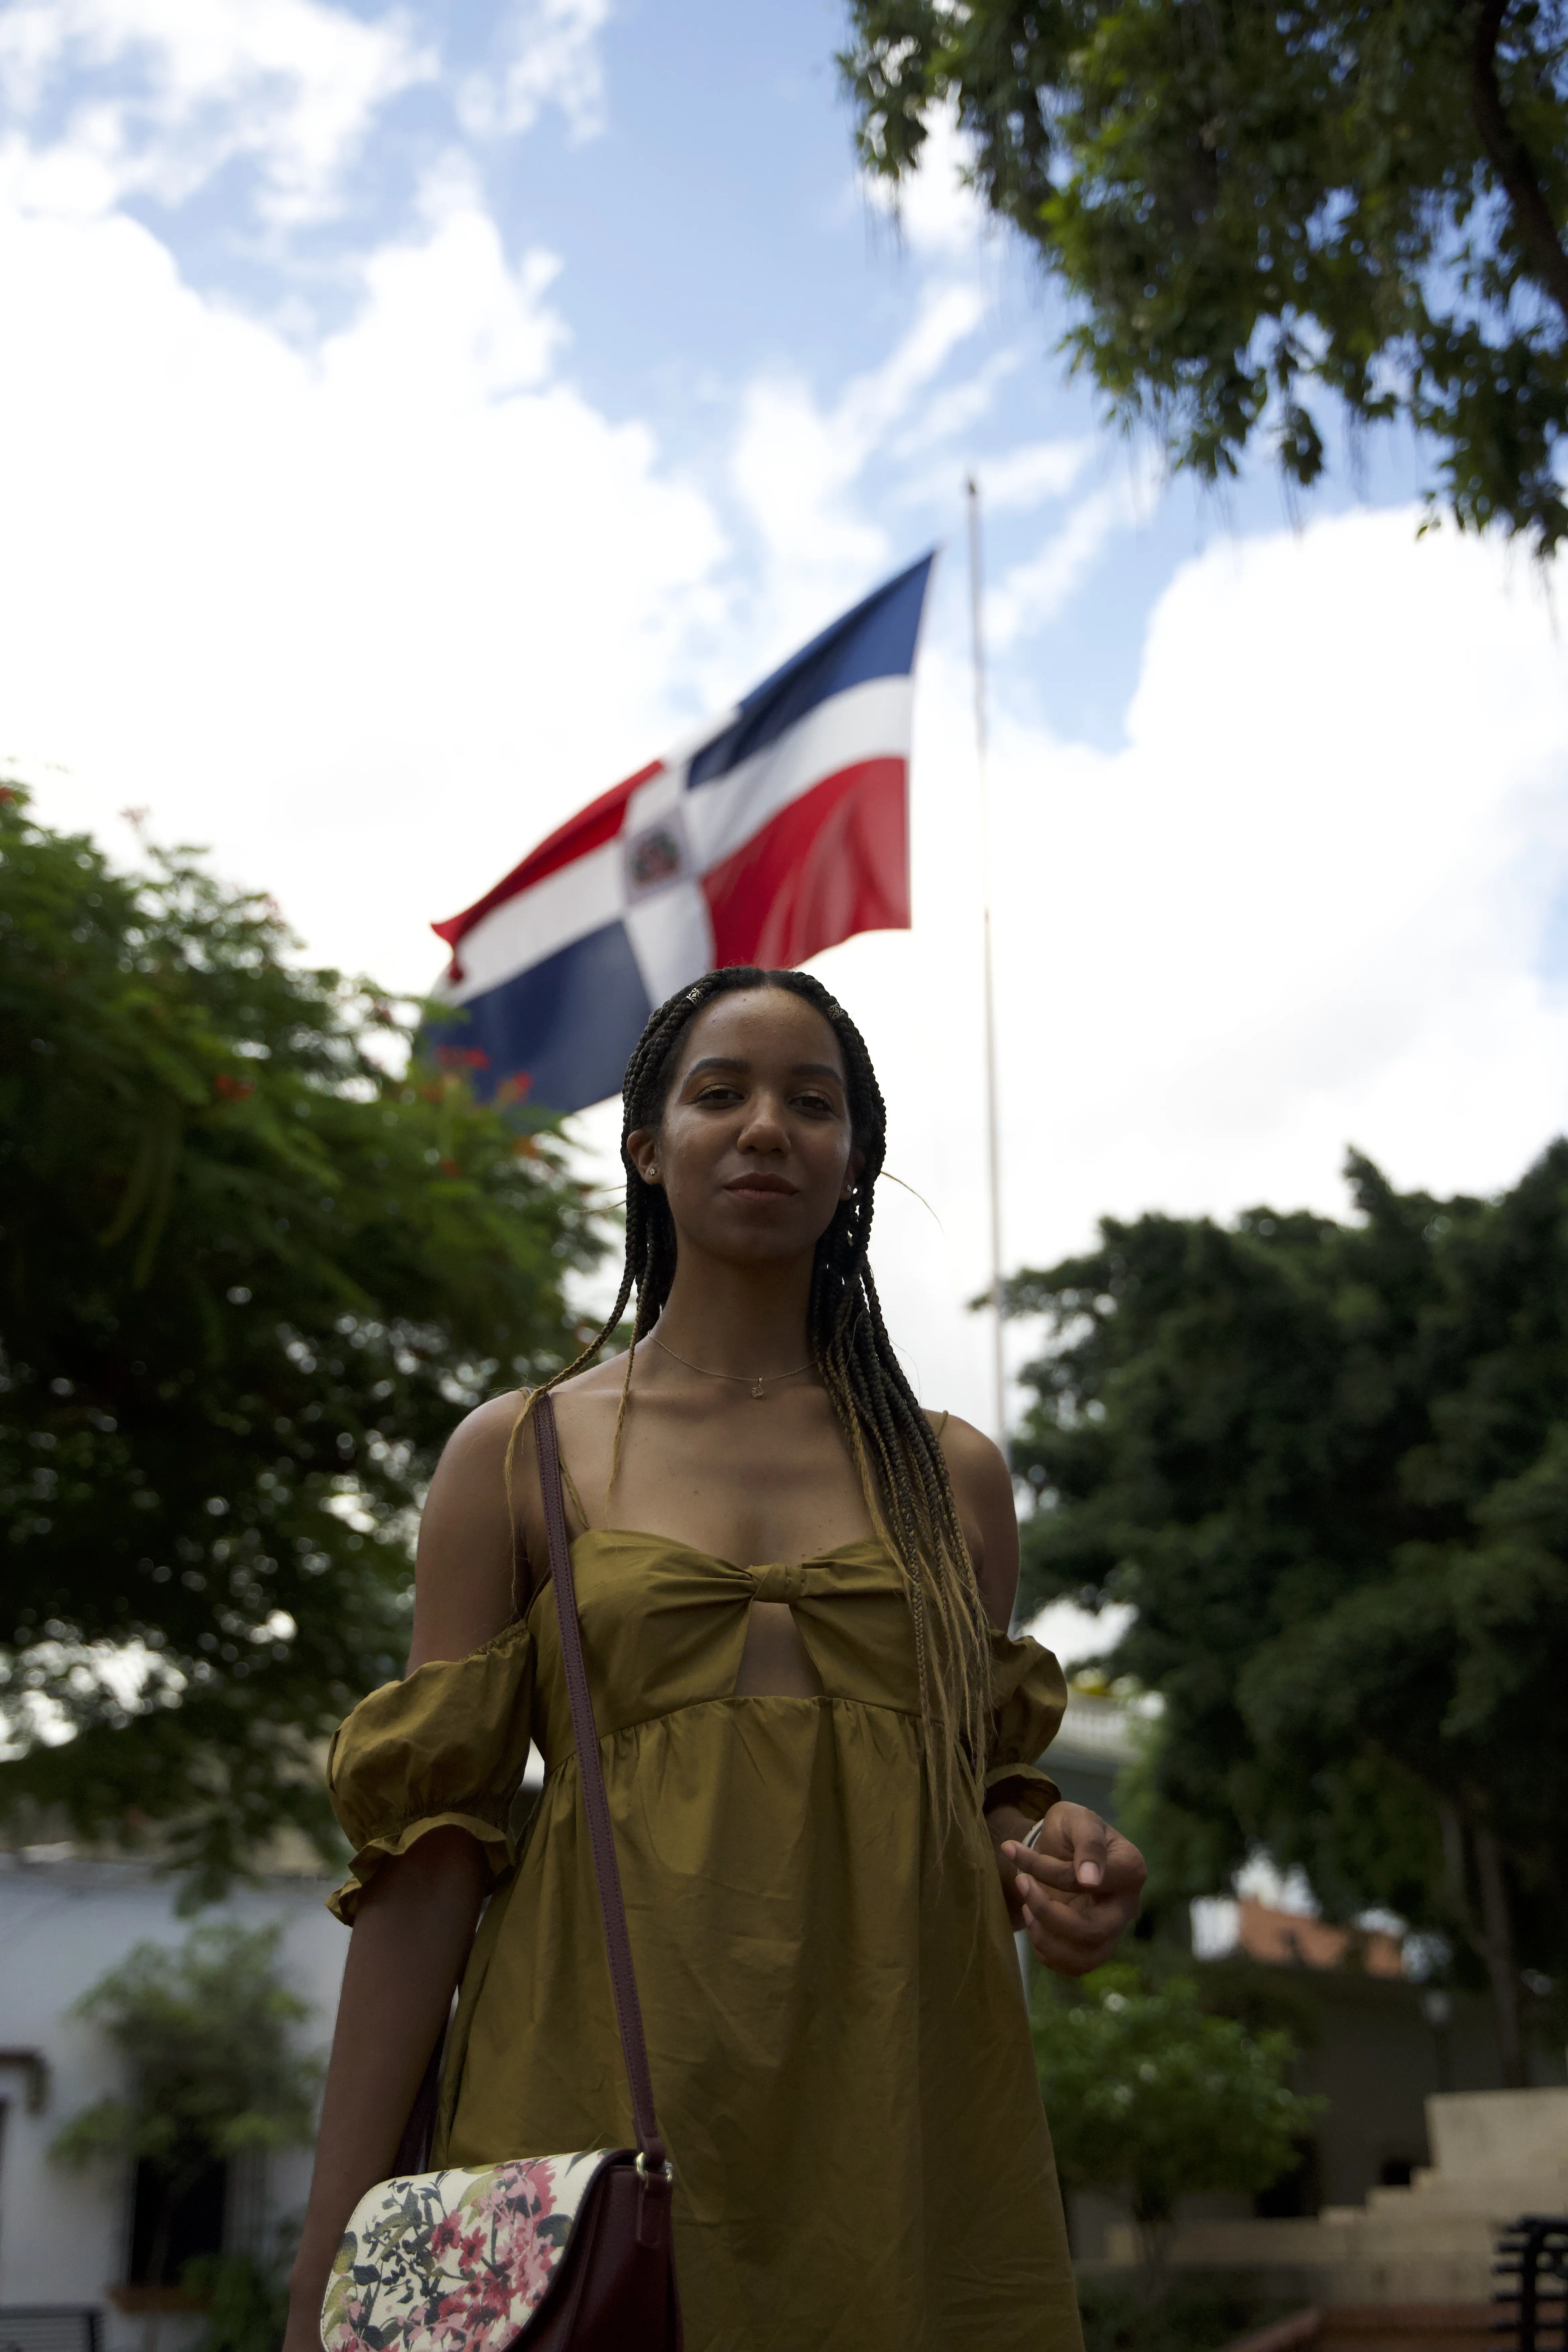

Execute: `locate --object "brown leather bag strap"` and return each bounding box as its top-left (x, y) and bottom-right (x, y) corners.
top-left (533, 1390), bottom-right (668, 2177)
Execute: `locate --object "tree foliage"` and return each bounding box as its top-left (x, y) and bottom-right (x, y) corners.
top-left (51, 1922), bottom-right (321, 2292)
top-left (842, 0), bottom-right (1568, 554)
top-left (1032, 1962), bottom-right (1320, 2261)
top-left (0, 787), bottom-right (602, 1889)
top-left (181, 2252), bottom-right (292, 2352)
top-left (1005, 1144), bottom-right (1568, 2084)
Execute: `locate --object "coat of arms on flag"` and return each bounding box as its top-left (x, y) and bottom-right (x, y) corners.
top-left (428, 552), bottom-right (935, 1114)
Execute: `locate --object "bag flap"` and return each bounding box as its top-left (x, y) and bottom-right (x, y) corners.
top-left (321, 2148), bottom-right (620, 2352)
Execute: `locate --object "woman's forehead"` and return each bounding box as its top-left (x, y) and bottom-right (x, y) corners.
top-left (675, 987), bottom-right (845, 1080)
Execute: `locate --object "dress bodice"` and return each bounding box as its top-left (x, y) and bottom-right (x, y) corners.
top-left (325, 1526), bottom-right (1069, 1924)
top-left (524, 1530), bottom-right (920, 1759)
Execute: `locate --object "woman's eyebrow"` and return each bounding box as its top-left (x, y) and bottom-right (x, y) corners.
top-left (680, 1056), bottom-right (845, 1085)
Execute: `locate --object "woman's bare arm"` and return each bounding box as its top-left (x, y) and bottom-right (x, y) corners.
top-left (934, 1410), bottom-right (1147, 1972)
top-left (282, 1397), bottom-right (524, 2350)
top-left (284, 1831), bottom-right (486, 2344)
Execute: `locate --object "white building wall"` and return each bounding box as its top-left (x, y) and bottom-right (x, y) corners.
top-left (0, 1853), bottom-right (347, 2344)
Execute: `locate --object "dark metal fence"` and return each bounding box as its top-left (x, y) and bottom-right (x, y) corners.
top-left (0, 2310), bottom-right (102, 2352)
top-left (1495, 2216), bottom-right (1568, 2352)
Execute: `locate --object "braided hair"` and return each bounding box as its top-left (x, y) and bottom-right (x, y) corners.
top-left (510, 966), bottom-right (995, 1817)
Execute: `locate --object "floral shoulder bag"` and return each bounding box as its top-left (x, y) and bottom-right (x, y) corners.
top-left (321, 1391), bottom-right (682, 2352)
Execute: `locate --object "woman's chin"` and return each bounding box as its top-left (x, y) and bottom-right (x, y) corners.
top-left (683, 1218), bottom-right (824, 1266)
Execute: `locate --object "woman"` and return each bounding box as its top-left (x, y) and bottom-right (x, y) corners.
top-left (284, 967), bottom-right (1146, 2352)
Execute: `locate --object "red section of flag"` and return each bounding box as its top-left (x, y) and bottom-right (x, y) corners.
top-left (431, 760), bottom-right (661, 962)
top-left (701, 758), bottom-right (909, 970)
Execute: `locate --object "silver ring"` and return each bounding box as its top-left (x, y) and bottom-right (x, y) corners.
top-left (635, 2152), bottom-right (673, 2183)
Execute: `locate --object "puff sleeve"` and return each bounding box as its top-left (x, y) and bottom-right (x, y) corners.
top-left (982, 1626), bottom-right (1067, 1822)
top-left (324, 1620), bottom-right (537, 1925)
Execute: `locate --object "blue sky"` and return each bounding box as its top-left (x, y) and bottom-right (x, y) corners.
top-left (2, 0), bottom-right (1566, 1503)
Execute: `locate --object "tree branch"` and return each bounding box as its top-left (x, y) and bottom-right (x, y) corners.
top-left (1439, 1794), bottom-right (1527, 2086)
top-left (1472, 1818), bottom-right (1526, 2089)
top-left (1469, 0), bottom-right (1568, 332)
top-left (1437, 1795), bottom-right (1474, 1932)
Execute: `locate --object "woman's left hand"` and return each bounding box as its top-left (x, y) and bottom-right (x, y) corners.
top-left (997, 1803), bottom-right (1147, 1975)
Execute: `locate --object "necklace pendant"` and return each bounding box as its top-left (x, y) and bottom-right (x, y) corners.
top-left (751, 1377), bottom-right (766, 1400)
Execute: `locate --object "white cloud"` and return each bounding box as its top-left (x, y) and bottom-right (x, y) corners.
top-left (974, 438), bottom-right (1096, 514)
top-left (458, 0), bottom-right (610, 144)
top-left (2, 103), bottom-right (1565, 1459)
top-left (986, 478), bottom-right (1143, 647)
top-left (728, 282), bottom-right (986, 634)
top-left (0, 0), bottom-right (434, 220)
top-left (0, 0), bottom-right (617, 228)
top-left (860, 101), bottom-right (989, 260)
top-left (0, 174), bottom-right (725, 981)
top-left (1026, 1598), bottom-right (1136, 1669)
top-left (810, 507), bottom-right (1568, 1429)
top-left (888, 356), bottom-right (1019, 467)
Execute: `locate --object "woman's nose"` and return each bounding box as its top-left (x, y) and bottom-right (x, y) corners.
top-left (736, 1098), bottom-right (789, 1150)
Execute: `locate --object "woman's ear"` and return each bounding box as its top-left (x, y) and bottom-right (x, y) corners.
top-left (626, 1126), bottom-right (661, 1186)
top-left (841, 1146), bottom-right (867, 1201)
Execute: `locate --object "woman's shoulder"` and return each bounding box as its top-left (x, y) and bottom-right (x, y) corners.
top-left (924, 1408), bottom-right (1018, 1629)
top-left (925, 1407), bottom-right (1009, 1492)
top-left (427, 1372), bottom-right (608, 1534)
top-left (442, 1387), bottom-right (528, 1462)
top-left (439, 1360), bottom-right (621, 1466)
top-left (408, 1393), bottom-right (527, 1667)
top-left (426, 1368), bottom-right (622, 1590)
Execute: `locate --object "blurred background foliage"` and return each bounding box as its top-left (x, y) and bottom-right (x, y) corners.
top-left (50, 1921), bottom-right (320, 2311)
top-left (1032, 1960), bottom-right (1323, 2270)
top-left (0, 786), bottom-right (605, 1892)
top-left (843, 0), bottom-right (1568, 555)
top-left (1004, 1144), bottom-right (1568, 2082)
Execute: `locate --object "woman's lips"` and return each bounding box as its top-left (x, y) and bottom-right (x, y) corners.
top-left (724, 1174), bottom-right (797, 1198)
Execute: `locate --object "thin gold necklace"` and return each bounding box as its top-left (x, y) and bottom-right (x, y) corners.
top-left (649, 1332), bottom-right (814, 1401)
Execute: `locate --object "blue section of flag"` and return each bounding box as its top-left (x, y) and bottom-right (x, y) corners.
top-left (686, 553), bottom-right (934, 791)
top-left (436, 920), bottom-right (652, 1116)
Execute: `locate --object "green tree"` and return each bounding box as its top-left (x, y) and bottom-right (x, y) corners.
top-left (0, 786), bottom-right (601, 1890)
top-left (842, 0), bottom-right (1568, 554)
top-left (181, 2250), bottom-right (292, 2352)
top-left (1033, 1962), bottom-right (1320, 2278)
top-left (52, 1922), bottom-right (321, 2347)
top-left (1003, 1145), bottom-right (1568, 2084)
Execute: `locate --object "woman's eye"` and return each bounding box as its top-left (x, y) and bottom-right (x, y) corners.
top-left (795, 1093), bottom-right (835, 1115)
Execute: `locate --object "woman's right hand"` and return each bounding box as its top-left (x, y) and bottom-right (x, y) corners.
top-left (1000, 1801), bottom-right (1146, 1974)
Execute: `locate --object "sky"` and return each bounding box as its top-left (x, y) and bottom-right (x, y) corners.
top-left (3, 0), bottom-right (1567, 1610)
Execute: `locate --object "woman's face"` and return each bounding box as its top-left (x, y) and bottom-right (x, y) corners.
top-left (627, 988), bottom-right (865, 1267)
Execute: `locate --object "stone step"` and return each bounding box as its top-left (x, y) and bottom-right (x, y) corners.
top-left (1365, 2176), bottom-right (1566, 2218)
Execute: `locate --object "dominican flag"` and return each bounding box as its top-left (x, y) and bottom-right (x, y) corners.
top-left (429, 553), bottom-right (934, 1114)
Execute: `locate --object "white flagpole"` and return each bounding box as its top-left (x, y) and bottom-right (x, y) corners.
top-left (970, 481), bottom-right (1030, 2002)
top-left (966, 475), bottom-right (1007, 1453)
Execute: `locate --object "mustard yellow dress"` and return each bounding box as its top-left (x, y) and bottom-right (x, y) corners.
top-left (326, 1524), bottom-right (1083, 2352)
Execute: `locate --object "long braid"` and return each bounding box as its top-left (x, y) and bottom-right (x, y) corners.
top-left (507, 967), bottom-right (995, 1820)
